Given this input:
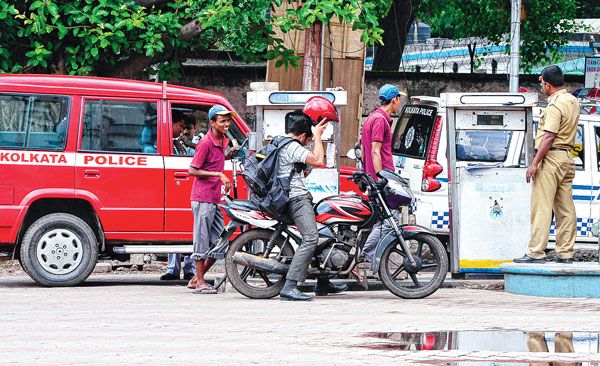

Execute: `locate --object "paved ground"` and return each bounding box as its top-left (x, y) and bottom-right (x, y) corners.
top-left (2, 268), bottom-right (600, 365)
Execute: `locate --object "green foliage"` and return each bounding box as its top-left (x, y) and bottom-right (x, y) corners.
top-left (415, 0), bottom-right (584, 72)
top-left (0, 0), bottom-right (388, 78)
top-left (576, 0), bottom-right (600, 18)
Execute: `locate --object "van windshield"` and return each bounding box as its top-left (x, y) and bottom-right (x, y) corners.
top-left (392, 105), bottom-right (437, 159)
top-left (456, 130), bottom-right (512, 162)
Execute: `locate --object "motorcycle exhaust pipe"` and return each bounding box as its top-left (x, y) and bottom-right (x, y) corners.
top-left (232, 252), bottom-right (289, 275)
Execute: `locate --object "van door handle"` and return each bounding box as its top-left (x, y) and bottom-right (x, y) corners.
top-left (174, 171), bottom-right (189, 180)
top-left (84, 169), bottom-right (100, 178)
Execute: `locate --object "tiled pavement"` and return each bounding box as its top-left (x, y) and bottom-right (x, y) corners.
top-left (1, 273), bottom-right (600, 365)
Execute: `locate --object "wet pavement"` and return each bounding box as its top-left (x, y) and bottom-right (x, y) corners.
top-left (2, 272), bottom-right (600, 365)
top-left (360, 331), bottom-right (600, 365)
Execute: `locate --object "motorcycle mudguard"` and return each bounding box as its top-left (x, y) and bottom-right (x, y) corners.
top-left (372, 224), bottom-right (435, 273)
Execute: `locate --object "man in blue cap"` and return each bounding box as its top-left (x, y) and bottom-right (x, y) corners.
top-left (359, 84), bottom-right (406, 270)
top-left (187, 105), bottom-right (238, 293)
top-left (361, 84), bottom-right (404, 179)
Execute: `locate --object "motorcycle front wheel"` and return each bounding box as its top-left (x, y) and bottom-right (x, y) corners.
top-left (225, 229), bottom-right (294, 299)
top-left (379, 233), bottom-right (448, 299)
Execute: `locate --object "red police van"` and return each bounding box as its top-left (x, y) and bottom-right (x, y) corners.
top-left (0, 75), bottom-right (254, 286)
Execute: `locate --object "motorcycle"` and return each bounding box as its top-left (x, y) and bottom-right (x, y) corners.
top-left (214, 144), bottom-right (448, 299)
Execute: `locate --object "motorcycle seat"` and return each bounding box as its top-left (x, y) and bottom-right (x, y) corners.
top-left (229, 199), bottom-right (261, 212)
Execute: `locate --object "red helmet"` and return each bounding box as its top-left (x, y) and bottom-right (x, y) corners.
top-left (303, 96), bottom-right (339, 124)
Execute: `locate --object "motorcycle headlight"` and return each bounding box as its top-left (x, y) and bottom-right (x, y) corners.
top-left (384, 180), bottom-right (414, 209)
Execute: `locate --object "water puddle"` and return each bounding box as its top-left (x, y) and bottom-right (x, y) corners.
top-left (359, 331), bottom-right (600, 365)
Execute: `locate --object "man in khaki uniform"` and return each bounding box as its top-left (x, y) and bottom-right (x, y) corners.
top-left (514, 65), bottom-right (579, 264)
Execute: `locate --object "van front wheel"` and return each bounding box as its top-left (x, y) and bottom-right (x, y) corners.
top-left (20, 213), bottom-right (99, 287)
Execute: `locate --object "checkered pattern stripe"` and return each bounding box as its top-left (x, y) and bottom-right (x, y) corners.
top-left (410, 199), bottom-right (418, 213)
top-left (432, 211), bottom-right (450, 230)
top-left (549, 217), bottom-right (593, 236)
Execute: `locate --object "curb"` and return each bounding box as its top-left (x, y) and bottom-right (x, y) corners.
top-left (200, 274), bottom-right (474, 293)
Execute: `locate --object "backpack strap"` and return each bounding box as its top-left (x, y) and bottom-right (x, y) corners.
top-left (272, 136), bottom-right (304, 186)
top-left (280, 137), bottom-right (308, 174)
top-left (272, 136), bottom-right (301, 150)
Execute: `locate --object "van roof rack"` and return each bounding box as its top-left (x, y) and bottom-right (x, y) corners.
top-left (410, 96), bottom-right (440, 105)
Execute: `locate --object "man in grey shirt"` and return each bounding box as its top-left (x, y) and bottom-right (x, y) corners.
top-left (277, 132), bottom-right (312, 199)
top-left (278, 106), bottom-right (346, 301)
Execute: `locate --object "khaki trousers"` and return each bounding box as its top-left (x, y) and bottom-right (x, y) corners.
top-left (527, 150), bottom-right (576, 260)
top-left (526, 332), bottom-right (575, 366)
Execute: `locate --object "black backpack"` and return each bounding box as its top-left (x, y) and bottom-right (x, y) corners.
top-left (241, 136), bottom-right (302, 221)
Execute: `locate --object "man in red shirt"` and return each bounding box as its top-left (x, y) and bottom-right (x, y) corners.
top-left (361, 84), bottom-right (404, 178)
top-left (360, 84), bottom-right (405, 266)
top-left (187, 105), bottom-right (238, 294)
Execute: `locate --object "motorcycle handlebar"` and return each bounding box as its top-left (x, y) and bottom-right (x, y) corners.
top-left (351, 171), bottom-right (385, 194)
top-left (375, 178), bottom-right (388, 191)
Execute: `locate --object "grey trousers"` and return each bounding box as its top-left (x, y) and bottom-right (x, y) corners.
top-left (286, 193), bottom-right (319, 283)
top-left (191, 201), bottom-right (225, 260)
top-left (363, 210), bottom-right (399, 263)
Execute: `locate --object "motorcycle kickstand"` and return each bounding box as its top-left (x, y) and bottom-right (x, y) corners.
top-left (213, 274), bottom-right (228, 292)
top-left (362, 267), bottom-right (369, 289)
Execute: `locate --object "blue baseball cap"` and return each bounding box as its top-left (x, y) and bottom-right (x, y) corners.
top-left (379, 84), bottom-right (406, 103)
top-left (209, 105), bottom-right (237, 120)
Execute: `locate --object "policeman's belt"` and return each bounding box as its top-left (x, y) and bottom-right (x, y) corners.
top-left (535, 147), bottom-right (571, 153)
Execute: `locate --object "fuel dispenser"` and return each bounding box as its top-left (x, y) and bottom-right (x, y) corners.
top-left (247, 86), bottom-right (347, 202)
top-left (444, 93), bottom-right (538, 273)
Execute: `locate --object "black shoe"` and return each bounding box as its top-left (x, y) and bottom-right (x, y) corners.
top-left (555, 257), bottom-right (573, 264)
top-left (314, 281), bottom-right (348, 296)
top-left (280, 288), bottom-right (314, 301)
top-left (513, 254), bottom-right (545, 264)
top-left (160, 273), bottom-right (180, 280)
top-left (183, 273), bottom-right (195, 280)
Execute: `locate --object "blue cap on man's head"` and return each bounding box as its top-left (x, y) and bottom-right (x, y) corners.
top-left (379, 84), bottom-right (404, 103)
top-left (208, 105), bottom-right (237, 120)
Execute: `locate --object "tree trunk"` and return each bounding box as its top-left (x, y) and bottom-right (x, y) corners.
top-left (303, 21), bottom-right (323, 91)
top-left (107, 19), bottom-right (204, 79)
top-left (371, 0), bottom-right (418, 72)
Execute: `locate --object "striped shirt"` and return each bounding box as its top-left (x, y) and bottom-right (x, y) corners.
top-left (277, 140), bottom-right (310, 198)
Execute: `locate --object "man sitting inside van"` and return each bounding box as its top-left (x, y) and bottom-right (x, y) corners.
top-left (180, 114), bottom-right (201, 154)
top-left (160, 110), bottom-right (196, 281)
top-left (172, 110), bottom-right (187, 155)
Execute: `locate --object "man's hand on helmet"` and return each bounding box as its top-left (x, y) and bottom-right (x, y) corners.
top-left (311, 120), bottom-right (327, 138)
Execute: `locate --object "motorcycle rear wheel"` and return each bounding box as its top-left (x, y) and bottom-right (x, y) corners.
top-left (379, 233), bottom-right (448, 299)
top-left (225, 229), bottom-right (293, 299)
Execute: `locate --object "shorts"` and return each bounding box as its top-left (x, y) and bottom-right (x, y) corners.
top-left (190, 201), bottom-right (225, 260)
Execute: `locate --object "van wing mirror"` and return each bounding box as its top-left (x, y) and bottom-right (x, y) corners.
top-left (353, 142), bottom-right (362, 160)
top-left (247, 132), bottom-right (257, 152)
top-left (346, 148), bottom-right (356, 160)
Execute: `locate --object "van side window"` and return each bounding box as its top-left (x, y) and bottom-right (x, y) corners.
top-left (80, 100), bottom-right (158, 154)
top-left (595, 127), bottom-right (600, 171)
top-left (572, 125), bottom-right (584, 171)
top-left (0, 94), bottom-right (70, 150)
top-left (392, 105), bottom-right (437, 159)
top-left (456, 131), bottom-right (512, 162)
top-left (170, 104), bottom-right (245, 156)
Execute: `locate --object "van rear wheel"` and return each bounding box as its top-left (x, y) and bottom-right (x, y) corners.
top-left (20, 213), bottom-right (98, 287)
